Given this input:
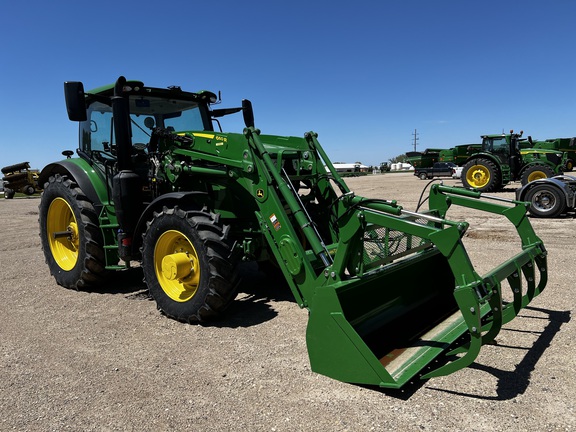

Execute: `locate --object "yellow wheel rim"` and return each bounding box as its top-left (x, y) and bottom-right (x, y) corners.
top-left (466, 164), bottom-right (490, 188)
top-left (527, 170), bottom-right (547, 183)
top-left (47, 197), bottom-right (79, 271)
top-left (566, 161), bottom-right (574, 171)
top-left (154, 230), bottom-right (200, 302)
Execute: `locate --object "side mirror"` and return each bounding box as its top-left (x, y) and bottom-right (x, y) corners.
top-left (242, 99), bottom-right (255, 128)
top-left (64, 81), bottom-right (87, 121)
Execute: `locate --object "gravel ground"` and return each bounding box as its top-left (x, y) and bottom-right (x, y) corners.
top-left (0, 172), bottom-right (574, 431)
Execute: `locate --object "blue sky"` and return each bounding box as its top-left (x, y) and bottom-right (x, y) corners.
top-left (1, 1), bottom-right (575, 169)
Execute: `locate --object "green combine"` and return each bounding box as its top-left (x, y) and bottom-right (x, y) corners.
top-left (38, 77), bottom-right (548, 389)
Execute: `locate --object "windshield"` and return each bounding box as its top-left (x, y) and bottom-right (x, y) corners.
top-left (482, 136), bottom-right (509, 157)
top-left (80, 97), bottom-right (206, 154)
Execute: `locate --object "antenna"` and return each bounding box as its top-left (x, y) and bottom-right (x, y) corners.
top-left (412, 129), bottom-right (419, 152)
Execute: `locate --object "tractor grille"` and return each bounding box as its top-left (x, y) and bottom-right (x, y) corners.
top-left (545, 153), bottom-right (562, 165)
top-left (362, 219), bottom-right (433, 270)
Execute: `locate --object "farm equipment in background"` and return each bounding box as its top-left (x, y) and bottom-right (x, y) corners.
top-left (519, 137), bottom-right (576, 172)
top-left (438, 144), bottom-right (482, 165)
top-left (38, 77), bottom-right (548, 389)
top-left (461, 131), bottom-right (565, 192)
top-left (406, 144), bottom-right (482, 169)
top-left (517, 174), bottom-right (576, 217)
top-left (405, 148), bottom-right (443, 168)
top-left (1, 162), bottom-right (41, 199)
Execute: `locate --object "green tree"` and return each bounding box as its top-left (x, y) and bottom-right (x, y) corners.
top-left (388, 154), bottom-right (407, 164)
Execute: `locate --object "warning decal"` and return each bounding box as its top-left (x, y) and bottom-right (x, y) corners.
top-left (269, 214), bottom-right (281, 231)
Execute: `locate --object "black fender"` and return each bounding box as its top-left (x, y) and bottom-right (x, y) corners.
top-left (38, 160), bottom-right (106, 210)
top-left (132, 191), bottom-right (210, 252)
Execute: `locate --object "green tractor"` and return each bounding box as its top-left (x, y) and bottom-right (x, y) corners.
top-left (38, 77), bottom-right (548, 389)
top-left (461, 131), bottom-right (565, 192)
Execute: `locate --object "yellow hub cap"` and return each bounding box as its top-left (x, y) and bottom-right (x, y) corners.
top-left (466, 165), bottom-right (490, 188)
top-left (154, 230), bottom-right (200, 302)
top-left (47, 197), bottom-right (79, 271)
top-left (527, 170), bottom-right (546, 183)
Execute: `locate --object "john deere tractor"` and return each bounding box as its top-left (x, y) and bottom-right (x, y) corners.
top-left (38, 77), bottom-right (548, 389)
top-left (461, 131), bottom-right (565, 192)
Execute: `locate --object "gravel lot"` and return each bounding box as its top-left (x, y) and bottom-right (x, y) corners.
top-left (1, 172), bottom-right (574, 431)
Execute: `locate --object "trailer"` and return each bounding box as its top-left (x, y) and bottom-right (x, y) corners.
top-left (516, 175), bottom-right (576, 217)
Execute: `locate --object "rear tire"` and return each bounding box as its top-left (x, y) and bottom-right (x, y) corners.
top-left (462, 158), bottom-right (501, 192)
top-left (24, 185), bottom-right (36, 195)
top-left (525, 184), bottom-right (566, 218)
top-left (39, 174), bottom-right (108, 289)
top-left (418, 172), bottom-right (428, 180)
top-left (520, 164), bottom-right (555, 186)
top-left (141, 206), bottom-right (238, 323)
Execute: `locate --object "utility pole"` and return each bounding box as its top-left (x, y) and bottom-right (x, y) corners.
top-left (412, 129), bottom-right (419, 152)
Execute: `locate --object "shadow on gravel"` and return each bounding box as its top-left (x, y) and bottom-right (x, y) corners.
top-left (215, 262), bottom-right (296, 328)
top-left (84, 267), bottom-right (148, 297)
top-left (427, 306), bottom-right (571, 400)
top-left (82, 261), bottom-right (295, 328)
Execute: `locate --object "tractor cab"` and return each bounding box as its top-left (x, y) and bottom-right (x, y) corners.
top-left (480, 131), bottom-right (523, 168)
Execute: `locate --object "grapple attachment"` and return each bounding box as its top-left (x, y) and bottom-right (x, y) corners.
top-left (305, 185), bottom-right (546, 388)
top-left (244, 129), bottom-right (547, 389)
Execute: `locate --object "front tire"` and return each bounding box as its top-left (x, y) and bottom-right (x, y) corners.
top-left (142, 206), bottom-right (238, 323)
top-left (462, 159), bottom-right (501, 192)
top-left (520, 164), bottom-right (555, 186)
top-left (525, 184), bottom-right (566, 218)
top-left (38, 174), bottom-right (107, 289)
top-left (419, 172), bottom-right (428, 180)
top-left (4, 188), bottom-right (14, 199)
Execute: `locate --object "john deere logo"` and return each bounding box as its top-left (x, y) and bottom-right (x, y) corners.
top-left (256, 189), bottom-right (264, 198)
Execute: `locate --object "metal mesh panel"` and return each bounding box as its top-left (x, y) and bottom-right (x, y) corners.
top-left (362, 219), bottom-right (433, 268)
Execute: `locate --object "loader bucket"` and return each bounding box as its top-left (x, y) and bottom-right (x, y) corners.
top-left (304, 185), bottom-right (547, 389)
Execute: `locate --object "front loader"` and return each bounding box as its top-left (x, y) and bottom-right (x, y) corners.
top-left (38, 76), bottom-right (548, 389)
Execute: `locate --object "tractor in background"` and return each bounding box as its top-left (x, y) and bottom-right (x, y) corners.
top-left (2, 162), bottom-right (41, 199)
top-left (461, 131), bottom-right (565, 192)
